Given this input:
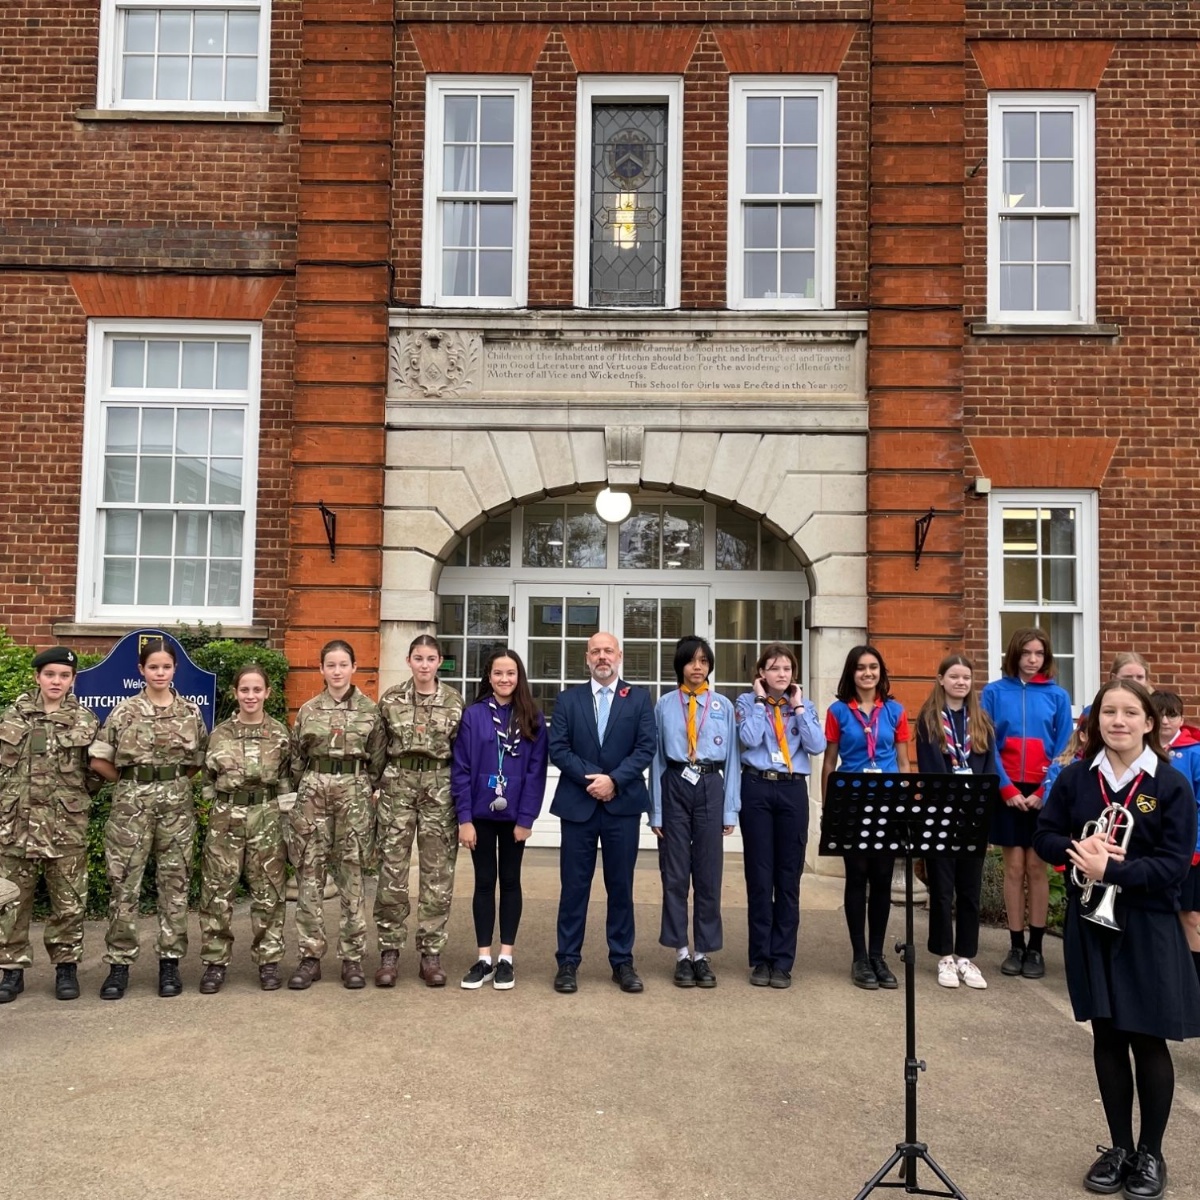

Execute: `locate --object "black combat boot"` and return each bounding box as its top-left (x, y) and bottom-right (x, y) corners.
top-left (55, 963), bottom-right (80, 1001)
top-left (158, 957), bottom-right (183, 997)
top-left (100, 964), bottom-right (129, 1000)
top-left (0, 968), bottom-right (24, 1003)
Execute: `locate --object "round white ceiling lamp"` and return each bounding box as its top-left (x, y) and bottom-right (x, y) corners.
top-left (594, 488), bottom-right (633, 524)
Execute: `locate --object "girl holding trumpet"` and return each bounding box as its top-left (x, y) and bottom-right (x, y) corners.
top-left (1034, 680), bottom-right (1200, 1200)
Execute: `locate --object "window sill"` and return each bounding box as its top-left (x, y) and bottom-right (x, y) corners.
top-left (54, 622), bottom-right (269, 640)
top-left (971, 322), bottom-right (1120, 338)
top-left (75, 108), bottom-right (285, 125)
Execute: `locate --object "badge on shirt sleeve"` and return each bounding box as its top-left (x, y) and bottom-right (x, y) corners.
top-left (714, 735), bottom-right (723, 746)
top-left (1136, 795), bottom-right (1157, 814)
top-left (712, 702), bottom-right (722, 713)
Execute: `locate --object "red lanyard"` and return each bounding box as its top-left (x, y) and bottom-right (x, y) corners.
top-left (851, 702), bottom-right (881, 764)
top-left (1097, 769), bottom-right (1144, 821)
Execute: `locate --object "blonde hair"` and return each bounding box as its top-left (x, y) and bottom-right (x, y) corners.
top-left (1109, 651), bottom-right (1150, 681)
top-left (1054, 725), bottom-right (1087, 767)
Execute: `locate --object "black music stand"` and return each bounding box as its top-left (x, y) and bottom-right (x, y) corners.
top-left (820, 771), bottom-right (998, 1200)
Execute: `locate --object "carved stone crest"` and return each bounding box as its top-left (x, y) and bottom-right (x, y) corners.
top-left (389, 328), bottom-right (480, 399)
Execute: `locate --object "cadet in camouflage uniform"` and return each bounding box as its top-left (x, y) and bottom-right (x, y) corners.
top-left (197, 663), bottom-right (292, 994)
top-left (89, 639), bottom-right (207, 1000)
top-left (374, 634), bottom-right (464, 988)
top-left (0, 647), bottom-right (100, 1003)
top-left (287, 639), bottom-right (386, 990)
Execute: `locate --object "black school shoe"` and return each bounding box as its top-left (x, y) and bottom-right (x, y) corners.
top-left (674, 957), bottom-right (697, 988)
top-left (692, 957), bottom-right (717, 988)
top-left (1083, 1145), bottom-right (1131, 1194)
top-left (1122, 1149), bottom-right (1166, 1200)
top-left (851, 956), bottom-right (878, 990)
top-left (1000, 947), bottom-right (1026, 976)
top-left (750, 963), bottom-right (771, 987)
top-left (1021, 949), bottom-right (1046, 979)
top-left (870, 955), bottom-right (898, 989)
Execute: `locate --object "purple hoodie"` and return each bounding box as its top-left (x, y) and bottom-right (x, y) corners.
top-left (451, 699), bottom-right (548, 828)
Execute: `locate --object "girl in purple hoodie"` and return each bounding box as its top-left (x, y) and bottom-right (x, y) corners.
top-left (452, 649), bottom-right (548, 991)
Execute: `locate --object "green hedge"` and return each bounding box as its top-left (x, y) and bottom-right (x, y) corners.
top-left (0, 627), bottom-right (289, 918)
top-left (979, 846), bottom-right (1065, 934)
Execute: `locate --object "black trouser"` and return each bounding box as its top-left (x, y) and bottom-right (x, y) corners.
top-left (658, 768), bottom-right (725, 952)
top-left (843, 853), bottom-right (895, 959)
top-left (925, 854), bottom-right (984, 959)
top-left (470, 819), bottom-right (525, 947)
top-left (740, 772), bottom-right (808, 972)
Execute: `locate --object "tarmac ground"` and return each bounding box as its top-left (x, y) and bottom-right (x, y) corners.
top-left (3, 848), bottom-right (1199, 1200)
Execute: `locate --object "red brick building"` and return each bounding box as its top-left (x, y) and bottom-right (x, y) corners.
top-left (2, 1), bottom-right (1193, 778)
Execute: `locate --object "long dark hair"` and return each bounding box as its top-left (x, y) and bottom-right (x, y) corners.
top-left (835, 644), bottom-right (892, 704)
top-left (1002, 627), bottom-right (1055, 680)
top-left (138, 637), bottom-right (177, 667)
top-left (475, 648), bottom-right (541, 741)
top-left (1083, 680), bottom-right (1167, 764)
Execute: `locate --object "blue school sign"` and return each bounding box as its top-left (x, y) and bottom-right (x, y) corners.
top-left (74, 630), bottom-right (219, 731)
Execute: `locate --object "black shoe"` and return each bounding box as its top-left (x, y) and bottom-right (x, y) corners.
top-left (870, 955), bottom-right (898, 989)
top-left (852, 956), bottom-right (879, 990)
top-left (750, 963), bottom-right (771, 987)
top-left (100, 964), bottom-right (129, 1000)
top-left (1021, 949), bottom-right (1046, 979)
top-left (1083, 1146), bottom-right (1131, 1195)
top-left (55, 963), bottom-right (80, 1001)
top-left (612, 962), bottom-right (644, 993)
top-left (554, 962), bottom-right (578, 994)
top-left (692, 957), bottom-right (717, 988)
top-left (0, 968), bottom-right (24, 1003)
top-left (1123, 1149), bottom-right (1166, 1200)
top-left (1000, 946), bottom-right (1026, 976)
top-left (158, 957), bottom-right (183, 998)
top-left (769, 967), bottom-right (792, 989)
top-left (674, 957), bottom-right (697, 988)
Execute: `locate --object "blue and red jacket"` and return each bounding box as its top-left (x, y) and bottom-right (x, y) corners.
top-left (980, 674), bottom-right (1073, 803)
top-left (1166, 724), bottom-right (1200, 860)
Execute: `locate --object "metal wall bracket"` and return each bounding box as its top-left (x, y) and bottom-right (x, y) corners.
top-left (318, 500), bottom-right (337, 561)
top-left (914, 507), bottom-right (936, 571)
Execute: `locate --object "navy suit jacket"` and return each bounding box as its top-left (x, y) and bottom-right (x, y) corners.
top-left (549, 680), bottom-right (657, 822)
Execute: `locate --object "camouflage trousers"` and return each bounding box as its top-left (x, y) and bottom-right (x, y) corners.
top-left (103, 780), bottom-right (196, 964)
top-left (198, 800), bottom-right (287, 966)
top-left (373, 767), bottom-right (459, 955)
top-left (288, 771), bottom-right (373, 962)
top-left (0, 849), bottom-right (87, 967)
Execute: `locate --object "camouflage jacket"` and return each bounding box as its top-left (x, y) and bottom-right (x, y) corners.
top-left (0, 691), bottom-right (101, 856)
top-left (89, 691), bottom-right (207, 772)
top-left (378, 678), bottom-right (464, 766)
top-left (204, 715), bottom-right (292, 801)
top-left (289, 686), bottom-right (386, 788)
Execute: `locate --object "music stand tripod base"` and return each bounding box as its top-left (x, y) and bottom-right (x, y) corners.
top-left (819, 771), bottom-right (997, 1200)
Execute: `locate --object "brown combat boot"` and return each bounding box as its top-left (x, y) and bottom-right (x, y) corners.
top-left (341, 959), bottom-right (366, 989)
top-left (259, 963), bottom-right (283, 991)
top-left (419, 954), bottom-right (447, 987)
top-left (375, 949), bottom-right (400, 988)
top-left (288, 957), bottom-right (322, 990)
top-left (198, 963), bottom-right (226, 994)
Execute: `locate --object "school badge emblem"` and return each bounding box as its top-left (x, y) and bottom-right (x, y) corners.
top-left (1136, 795), bottom-right (1157, 814)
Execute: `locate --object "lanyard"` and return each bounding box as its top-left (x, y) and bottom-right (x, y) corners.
top-left (765, 697), bottom-right (794, 772)
top-left (942, 707), bottom-right (970, 770)
top-left (489, 699), bottom-right (520, 783)
top-left (1097, 769), bottom-right (1144, 816)
top-left (851, 701), bottom-right (881, 765)
top-left (677, 687), bottom-right (712, 759)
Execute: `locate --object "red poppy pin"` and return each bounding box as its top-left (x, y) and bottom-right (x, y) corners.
top-left (618, 687), bottom-right (630, 698)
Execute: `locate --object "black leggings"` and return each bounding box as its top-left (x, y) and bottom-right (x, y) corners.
top-left (844, 853), bottom-right (895, 959)
top-left (1091, 1018), bottom-right (1175, 1156)
top-left (471, 819), bottom-right (526, 948)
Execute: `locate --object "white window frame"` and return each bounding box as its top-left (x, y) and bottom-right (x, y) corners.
top-left (987, 489), bottom-right (1099, 709)
top-left (573, 76), bottom-right (685, 310)
top-left (76, 318), bottom-right (262, 626)
top-left (727, 76), bottom-right (837, 310)
top-left (987, 92), bottom-right (1095, 325)
top-left (421, 76), bottom-right (532, 309)
top-left (97, 1), bottom-right (272, 114)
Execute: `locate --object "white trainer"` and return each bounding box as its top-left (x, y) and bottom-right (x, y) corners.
top-left (937, 956), bottom-right (960, 988)
top-left (956, 958), bottom-right (988, 989)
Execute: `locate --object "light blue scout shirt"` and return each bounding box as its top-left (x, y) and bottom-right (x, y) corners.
top-left (734, 692), bottom-right (826, 774)
top-left (649, 688), bottom-right (741, 827)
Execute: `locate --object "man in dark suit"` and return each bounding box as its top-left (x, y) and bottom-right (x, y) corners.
top-left (549, 631), bottom-right (657, 993)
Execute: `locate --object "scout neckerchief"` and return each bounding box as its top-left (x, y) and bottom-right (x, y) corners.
top-left (942, 706), bottom-right (970, 771)
top-left (678, 682), bottom-right (711, 762)
top-left (850, 698), bottom-right (882, 767)
top-left (765, 696), bottom-right (794, 773)
top-left (488, 696), bottom-right (521, 810)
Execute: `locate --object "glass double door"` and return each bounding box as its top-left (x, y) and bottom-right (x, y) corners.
top-left (516, 584), bottom-right (707, 723)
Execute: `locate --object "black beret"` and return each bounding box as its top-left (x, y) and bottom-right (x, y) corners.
top-left (32, 646), bottom-right (78, 670)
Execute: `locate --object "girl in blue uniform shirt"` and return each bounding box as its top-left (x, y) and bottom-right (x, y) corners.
top-left (914, 655), bottom-right (997, 990)
top-left (981, 627), bottom-right (1073, 981)
top-left (650, 636), bottom-right (741, 988)
top-left (735, 642), bottom-right (826, 989)
top-left (821, 644), bottom-right (910, 990)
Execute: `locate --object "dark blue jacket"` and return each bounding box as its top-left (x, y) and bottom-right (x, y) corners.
top-left (549, 680), bottom-right (657, 822)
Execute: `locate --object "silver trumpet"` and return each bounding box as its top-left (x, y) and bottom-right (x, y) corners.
top-left (1071, 804), bottom-right (1135, 931)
